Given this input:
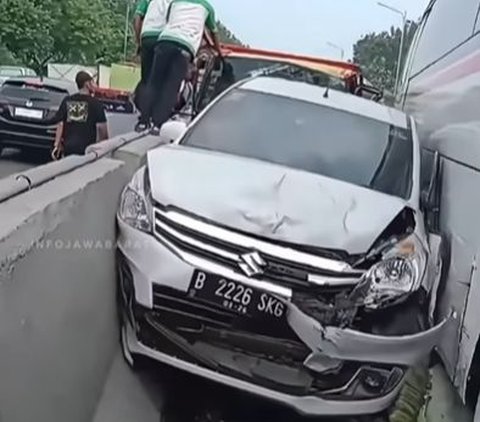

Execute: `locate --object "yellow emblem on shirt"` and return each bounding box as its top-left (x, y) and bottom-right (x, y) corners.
top-left (66, 101), bottom-right (88, 123)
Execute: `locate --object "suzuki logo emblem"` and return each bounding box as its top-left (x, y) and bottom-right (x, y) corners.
top-left (239, 251), bottom-right (267, 277)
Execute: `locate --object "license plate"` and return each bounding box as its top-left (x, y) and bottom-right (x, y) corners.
top-left (189, 270), bottom-right (286, 319)
top-left (14, 107), bottom-right (43, 119)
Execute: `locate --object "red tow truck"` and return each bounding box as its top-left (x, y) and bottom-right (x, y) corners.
top-left (91, 62), bottom-right (138, 113)
top-left (93, 86), bottom-right (135, 114)
top-left (194, 43), bottom-right (383, 112)
top-left (90, 44), bottom-right (382, 117)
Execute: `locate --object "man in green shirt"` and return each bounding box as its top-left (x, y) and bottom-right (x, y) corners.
top-left (138, 0), bottom-right (222, 134)
top-left (133, 0), bottom-right (171, 130)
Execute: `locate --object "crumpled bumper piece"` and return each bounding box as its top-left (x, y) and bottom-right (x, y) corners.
top-left (286, 300), bottom-right (451, 369)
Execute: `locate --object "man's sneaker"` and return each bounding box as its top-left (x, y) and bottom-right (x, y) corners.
top-left (149, 126), bottom-right (161, 136)
top-left (134, 121), bottom-right (149, 133)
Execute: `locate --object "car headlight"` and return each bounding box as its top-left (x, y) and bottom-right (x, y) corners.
top-left (119, 187), bottom-right (152, 232)
top-left (358, 234), bottom-right (428, 309)
top-left (118, 167), bottom-right (152, 233)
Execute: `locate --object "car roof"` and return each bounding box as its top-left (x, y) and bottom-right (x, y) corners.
top-left (239, 76), bottom-right (409, 129)
top-left (0, 65), bottom-right (30, 69)
top-left (2, 77), bottom-right (76, 93)
top-left (221, 44), bottom-right (361, 81)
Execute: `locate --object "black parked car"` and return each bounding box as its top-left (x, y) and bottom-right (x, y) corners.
top-left (0, 77), bottom-right (76, 155)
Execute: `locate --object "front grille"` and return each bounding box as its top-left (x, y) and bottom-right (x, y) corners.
top-left (153, 285), bottom-right (236, 329)
top-left (153, 206), bottom-right (364, 290)
top-left (152, 285), bottom-right (301, 341)
top-left (141, 285), bottom-right (375, 397)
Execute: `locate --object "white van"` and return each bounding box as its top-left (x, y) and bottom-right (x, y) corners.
top-left (400, 0), bottom-right (480, 416)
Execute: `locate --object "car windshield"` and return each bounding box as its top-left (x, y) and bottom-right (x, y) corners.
top-left (224, 57), bottom-right (345, 90)
top-left (182, 88), bottom-right (413, 199)
top-left (0, 82), bottom-right (68, 105)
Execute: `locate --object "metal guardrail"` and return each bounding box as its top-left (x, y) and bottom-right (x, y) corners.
top-left (0, 131), bottom-right (146, 203)
top-left (0, 154), bottom-right (98, 203)
top-left (84, 131), bottom-right (146, 158)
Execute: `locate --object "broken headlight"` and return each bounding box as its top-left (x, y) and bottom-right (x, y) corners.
top-left (118, 167), bottom-right (152, 233)
top-left (360, 234), bottom-right (428, 309)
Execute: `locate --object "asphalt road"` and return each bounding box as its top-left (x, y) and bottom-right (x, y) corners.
top-left (0, 112), bottom-right (138, 179)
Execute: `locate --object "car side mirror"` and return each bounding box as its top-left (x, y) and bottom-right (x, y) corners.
top-left (420, 189), bottom-right (434, 211)
top-left (421, 150), bottom-right (441, 232)
top-left (159, 120), bottom-right (187, 144)
top-left (420, 150), bottom-right (440, 211)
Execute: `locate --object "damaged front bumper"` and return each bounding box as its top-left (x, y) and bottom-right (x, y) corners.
top-left (287, 300), bottom-right (450, 371)
top-left (117, 219), bottom-right (451, 416)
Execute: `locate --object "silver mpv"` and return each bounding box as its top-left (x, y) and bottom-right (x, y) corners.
top-left (116, 76), bottom-right (451, 416)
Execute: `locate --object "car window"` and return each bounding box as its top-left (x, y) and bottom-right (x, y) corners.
top-left (410, 0), bottom-right (480, 75)
top-left (0, 68), bottom-right (23, 77)
top-left (0, 82), bottom-right (68, 105)
top-left (397, 19), bottom-right (425, 105)
top-left (182, 89), bottom-right (413, 199)
top-left (225, 57), bottom-right (344, 89)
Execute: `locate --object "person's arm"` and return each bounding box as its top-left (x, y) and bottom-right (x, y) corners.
top-left (133, 0), bottom-right (149, 50)
top-left (134, 16), bottom-right (143, 50)
top-left (51, 99), bottom-right (67, 160)
top-left (54, 123), bottom-right (63, 150)
top-left (205, 7), bottom-right (222, 56)
top-left (97, 122), bottom-right (109, 141)
top-left (51, 122), bottom-right (64, 160)
top-left (208, 28), bottom-right (222, 55)
top-left (95, 101), bottom-right (109, 141)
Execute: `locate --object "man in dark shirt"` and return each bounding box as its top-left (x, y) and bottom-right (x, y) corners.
top-left (52, 71), bottom-right (109, 159)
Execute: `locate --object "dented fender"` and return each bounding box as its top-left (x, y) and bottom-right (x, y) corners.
top-left (284, 300), bottom-right (452, 370)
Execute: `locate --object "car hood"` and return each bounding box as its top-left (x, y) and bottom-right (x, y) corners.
top-left (147, 145), bottom-right (409, 254)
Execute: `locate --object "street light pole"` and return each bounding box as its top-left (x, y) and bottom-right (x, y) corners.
top-left (326, 42), bottom-right (345, 60)
top-left (377, 2), bottom-right (407, 97)
top-left (123, 0), bottom-right (132, 62)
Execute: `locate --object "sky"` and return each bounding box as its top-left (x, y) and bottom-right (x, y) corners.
top-left (210, 0), bottom-right (430, 60)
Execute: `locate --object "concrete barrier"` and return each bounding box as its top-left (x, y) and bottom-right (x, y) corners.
top-left (0, 155), bottom-right (97, 203)
top-left (113, 135), bottom-right (167, 176)
top-left (85, 132), bottom-right (146, 159)
top-left (86, 121), bottom-right (188, 164)
top-left (0, 132), bottom-right (165, 422)
top-left (0, 158), bottom-right (127, 422)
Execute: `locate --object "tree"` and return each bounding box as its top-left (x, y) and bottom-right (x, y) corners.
top-left (217, 21), bottom-right (243, 46)
top-left (0, 0), bottom-right (241, 71)
top-left (0, 44), bottom-right (20, 66)
top-left (0, 0), bottom-right (122, 72)
top-left (353, 20), bottom-right (418, 92)
top-left (0, 0), bottom-right (56, 72)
